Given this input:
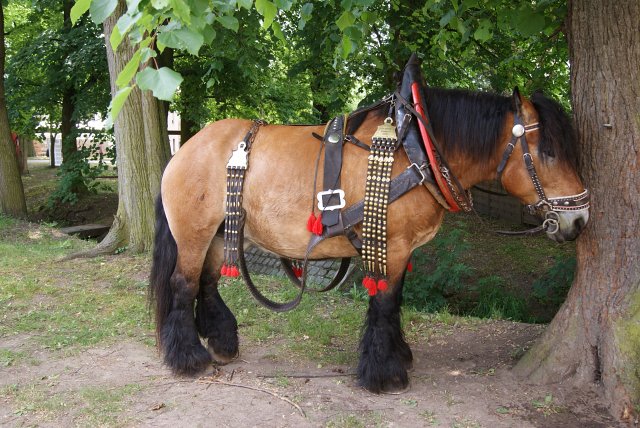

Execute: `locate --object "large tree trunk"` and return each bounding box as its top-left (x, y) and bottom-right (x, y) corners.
top-left (514, 0), bottom-right (640, 423)
top-left (76, 0), bottom-right (170, 256)
top-left (0, 3), bottom-right (27, 218)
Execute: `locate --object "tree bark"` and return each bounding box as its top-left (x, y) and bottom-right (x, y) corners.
top-left (514, 0), bottom-right (640, 423)
top-left (60, 0), bottom-right (78, 166)
top-left (75, 0), bottom-right (170, 256)
top-left (0, 3), bottom-right (27, 218)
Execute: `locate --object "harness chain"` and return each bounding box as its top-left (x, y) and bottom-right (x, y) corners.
top-left (220, 120), bottom-right (264, 277)
top-left (362, 118), bottom-right (397, 296)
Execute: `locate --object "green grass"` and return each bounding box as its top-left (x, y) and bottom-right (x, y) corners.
top-left (0, 215), bottom-right (153, 355)
top-left (1, 381), bottom-right (142, 426)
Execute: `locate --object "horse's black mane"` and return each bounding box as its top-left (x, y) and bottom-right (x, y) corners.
top-left (348, 88), bottom-right (578, 168)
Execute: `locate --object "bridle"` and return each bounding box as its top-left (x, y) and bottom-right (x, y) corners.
top-left (496, 112), bottom-right (590, 235)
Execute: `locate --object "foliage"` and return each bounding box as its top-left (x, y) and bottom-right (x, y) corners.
top-left (47, 131), bottom-right (115, 206)
top-left (532, 256), bottom-right (576, 307)
top-left (404, 228), bottom-right (473, 313)
top-left (403, 220), bottom-right (576, 322)
top-left (470, 276), bottom-right (529, 321)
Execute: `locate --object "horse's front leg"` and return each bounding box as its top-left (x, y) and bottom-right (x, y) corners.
top-left (358, 268), bottom-right (413, 393)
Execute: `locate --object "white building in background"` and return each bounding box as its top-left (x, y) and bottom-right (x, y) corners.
top-left (43, 112), bottom-right (182, 165)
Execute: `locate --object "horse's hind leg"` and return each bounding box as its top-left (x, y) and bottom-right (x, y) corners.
top-left (358, 268), bottom-right (413, 393)
top-left (150, 196), bottom-right (216, 375)
top-left (195, 236), bottom-right (239, 363)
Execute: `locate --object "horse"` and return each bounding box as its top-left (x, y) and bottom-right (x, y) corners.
top-left (149, 76), bottom-right (589, 393)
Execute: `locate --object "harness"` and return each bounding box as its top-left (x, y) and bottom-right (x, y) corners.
top-left (220, 55), bottom-right (590, 311)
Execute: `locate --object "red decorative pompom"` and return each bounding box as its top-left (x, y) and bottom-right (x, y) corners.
top-left (377, 279), bottom-right (388, 292)
top-left (407, 261), bottom-right (413, 272)
top-left (221, 264), bottom-right (229, 276)
top-left (230, 265), bottom-right (240, 278)
top-left (362, 276), bottom-right (377, 296)
top-left (312, 213), bottom-right (324, 235)
top-left (306, 212), bottom-right (317, 232)
top-left (293, 266), bottom-right (303, 278)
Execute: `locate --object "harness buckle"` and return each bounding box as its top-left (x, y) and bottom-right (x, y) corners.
top-left (408, 163), bottom-right (426, 184)
top-left (317, 189), bottom-right (346, 211)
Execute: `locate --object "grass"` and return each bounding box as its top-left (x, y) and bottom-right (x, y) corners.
top-left (0, 215), bottom-right (153, 356)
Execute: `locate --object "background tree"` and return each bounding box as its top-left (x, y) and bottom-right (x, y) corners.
top-left (0, 1), bottom-right (27, 218)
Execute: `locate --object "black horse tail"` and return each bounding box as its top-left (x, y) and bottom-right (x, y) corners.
top-left (149, 194), bottom-right (177, 347)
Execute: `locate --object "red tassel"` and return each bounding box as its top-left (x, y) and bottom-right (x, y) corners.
top-left (362, 276), bottom-right (377, 296)
top-left (221, 264), bottom-right (229, 276)
top-left (377, 279), bottom-right (388, 292)
top-left (230, 266), bottom-right (240, 277)
top-left (312, 213), bottom-right (324, 235)
top-left (306, 212), bottom-right (317, 232)
top-left (407, 261), bottom-right (413, 272)
top-left (293, 267), bottom-right (303, 278)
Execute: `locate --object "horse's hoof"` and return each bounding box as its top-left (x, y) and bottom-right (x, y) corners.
top-left (381, 382), bottom-right (411, 395)
top-left (209, 347), bottom-right (239, 365)
top-left (165, 344), bottom-right (212, 376)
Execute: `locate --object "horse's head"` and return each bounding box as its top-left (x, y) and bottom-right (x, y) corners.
top-left (497, 88), bottom-right (589, 242)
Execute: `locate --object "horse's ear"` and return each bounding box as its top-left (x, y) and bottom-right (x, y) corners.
top-left (511, 87), bottom-right (523, 114)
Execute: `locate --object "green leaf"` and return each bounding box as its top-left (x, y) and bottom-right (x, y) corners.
top-left (238, 0), bottom-right (253, 9)
top-left (116, 50), bottom-right (142, 87)
top-left (169, 0), bottom-right (191, 25)
top-left (340, 34), bottom-right (353, 58)
top-left (336, 11), bottom-right (355, 31)
top-left (136, 67), bottom-right (183, 101)
top-left (89, 0), bottom-right (118, 24)
top-left (110, 23), bottom-right (123, 51)
top-left (439, 9), bottom-right (455, 27)
top-left (271, 21), bottom-right (284, 41)
top-left (255, 0), bottom-right (277, 29)
top-left (217, 15), bottom-right (239, 32)
top-left (513, 7), bottom-right (546, 37)
top-left (157, 27), bottom-right (204, 56)
top-left (70, 0), bottom-right (91, 24)
top-left (151, 0), bottom-right (170, 8)
top-left (109, 86), bottom-right (133, 122)
top-left (473, 19), bottom-right (492, 42)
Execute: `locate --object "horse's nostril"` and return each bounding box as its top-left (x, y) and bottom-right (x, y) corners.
top-left (573, 217), bottom-right (586, 232)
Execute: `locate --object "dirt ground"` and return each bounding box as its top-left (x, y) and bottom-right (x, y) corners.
top-left (0, 321), bottom-right (617, 427)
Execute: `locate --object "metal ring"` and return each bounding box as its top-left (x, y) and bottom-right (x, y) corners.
top-left (543, 218), bottom-right (559, 234)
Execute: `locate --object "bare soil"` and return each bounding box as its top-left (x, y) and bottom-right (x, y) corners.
top-left (0, 321), bottom-right (617, 427)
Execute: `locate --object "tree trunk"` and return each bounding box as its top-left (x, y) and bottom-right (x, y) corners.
top-left (59, 0), bottom-right (78, 165)
top-left (76, 0), bottom-right (169, 256)
top-left (514, 0), bottom-right (640, 423)
top-left (0, 3), bottom-right (27, 218)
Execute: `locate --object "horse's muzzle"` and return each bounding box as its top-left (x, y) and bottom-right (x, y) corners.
top-left (545, 208), bottom-right (590, 242)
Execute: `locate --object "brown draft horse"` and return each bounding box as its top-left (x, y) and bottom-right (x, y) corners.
top-left (149, 84), bottom-right (589, 392)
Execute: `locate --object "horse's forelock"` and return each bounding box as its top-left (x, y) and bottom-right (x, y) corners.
top-left (530, 92), bottom-right (579, 169)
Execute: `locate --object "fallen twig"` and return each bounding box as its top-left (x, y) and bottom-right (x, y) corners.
top-left (197, 376), bottom-right (305, 417)
top-left (257, 372), bottom-right (355, 379)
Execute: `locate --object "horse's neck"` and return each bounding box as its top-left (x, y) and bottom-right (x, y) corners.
top-left (444, 151), bottom-right (500, 189)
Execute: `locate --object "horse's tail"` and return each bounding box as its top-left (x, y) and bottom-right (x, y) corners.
top-left (149, 194), bottom-right (177, 347)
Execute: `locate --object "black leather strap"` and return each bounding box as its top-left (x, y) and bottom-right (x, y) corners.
top-left (320, 116), bottom-right (346, 228)
top-left (279, 257), bottom-right (353, 292)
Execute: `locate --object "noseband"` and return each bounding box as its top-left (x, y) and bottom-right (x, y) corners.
top-left (496, 113), bottom-right (590, 235)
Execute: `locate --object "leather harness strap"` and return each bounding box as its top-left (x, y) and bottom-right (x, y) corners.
top-left (319, 115), bottom-right (348, 229)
